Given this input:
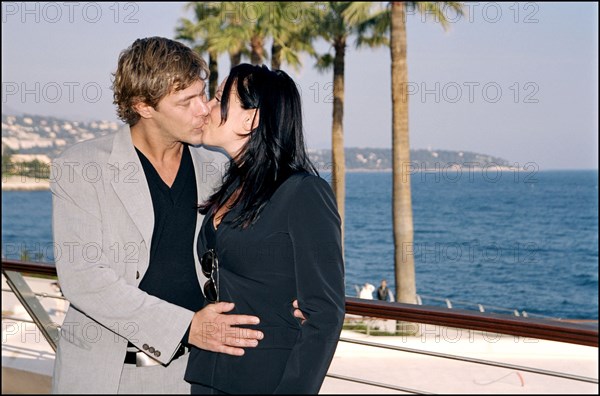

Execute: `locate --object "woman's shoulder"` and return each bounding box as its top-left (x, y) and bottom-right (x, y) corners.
top-left (281, 172), bottom-right (341, 229)
top-left (276, 172), bottom-right (338, 217)
top-left (279, 172), bottom-right (333, 197)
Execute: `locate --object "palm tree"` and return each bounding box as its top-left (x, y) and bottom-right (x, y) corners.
top-left (178, 2), bottom-right (319, 97)
top-left (231, 2), bottom-right (268, 65)
top-left (224, 2), bottom-right (317, 69)
top-left (390, 2), bottom-right (463, 305)
top-left (176, 2), bottom-right (223, 97)
top-left (268, 2), bottom-right (317, 71)
top-left (177, 2), bottom-right (250, 92)
top-left (390, 2), bottom-right (415, 306)
top-left (313, 2), bottom-right (389, 251)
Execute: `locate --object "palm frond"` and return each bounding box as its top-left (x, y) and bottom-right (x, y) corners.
top-left (414, 1), bottom-right (465, 30)
top-left (314, 53), bottom-right (334, 73)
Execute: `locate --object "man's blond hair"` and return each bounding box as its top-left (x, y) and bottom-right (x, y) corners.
top-left (112, 37), bottom-right (209, 126)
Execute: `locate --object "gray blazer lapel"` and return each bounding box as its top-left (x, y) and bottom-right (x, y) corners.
top-left (107, 127), bottom-right (154, 251)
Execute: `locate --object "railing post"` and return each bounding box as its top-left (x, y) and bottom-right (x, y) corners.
top-left (3, 270), bottom-right (60, 351)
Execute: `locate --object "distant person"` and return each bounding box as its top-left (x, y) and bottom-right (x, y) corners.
top-left (184, 64), bottom-right (345, 394)
top-left (359, 283), bottom-right (375, 299)
top-left (377, 279), bottom-right (395, 302)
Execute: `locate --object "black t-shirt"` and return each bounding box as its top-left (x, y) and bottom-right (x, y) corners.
top-left (135, 144), bottom-right (205, 313)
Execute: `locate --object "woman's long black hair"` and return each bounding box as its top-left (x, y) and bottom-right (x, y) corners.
top-left (199, 63), bottom-right (318, 228)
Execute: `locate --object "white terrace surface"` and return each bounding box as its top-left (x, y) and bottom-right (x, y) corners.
top-left (2, 275), bottom-right (598, 394)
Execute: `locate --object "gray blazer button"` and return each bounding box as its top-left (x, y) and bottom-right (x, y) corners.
top-left (155, 351), bottom-right (161, 357)
top-left (148, 346), bottom-right (155, 353)
top-left (136, 271), bottom-right (140, 279)
top-left (142, 344), bottom-right (149, 351)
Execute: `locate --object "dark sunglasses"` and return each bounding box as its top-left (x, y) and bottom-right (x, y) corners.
top-left (201, 249), bottom-right (219, 303)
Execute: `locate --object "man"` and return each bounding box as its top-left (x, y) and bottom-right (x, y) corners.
top-left (377, 279), bottom-right (394, 302)
top-left (51, 37), bottom-right (302, 394)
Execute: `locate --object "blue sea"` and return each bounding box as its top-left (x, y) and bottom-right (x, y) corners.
top-left (2, 170), bottom-right (598, 320)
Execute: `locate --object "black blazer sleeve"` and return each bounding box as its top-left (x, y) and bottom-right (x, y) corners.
top-left (274, 175), bottom-right (346, 394)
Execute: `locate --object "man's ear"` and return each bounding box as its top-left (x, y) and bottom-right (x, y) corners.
top-left (243, 109), bottom-right (259, 132)
top-left (133, 100), bottom-right (154, 120)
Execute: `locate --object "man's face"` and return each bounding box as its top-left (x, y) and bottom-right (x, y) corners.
top-left (150, 80), bottom-right (210, 146)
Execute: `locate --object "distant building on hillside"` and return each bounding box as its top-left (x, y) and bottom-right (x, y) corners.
top-left (11, 154), bottom-right (51, 164)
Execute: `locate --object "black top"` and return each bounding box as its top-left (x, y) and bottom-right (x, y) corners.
top-left (377, 286), bottom-right (389, 301)
top-left (135, 145), bottom-right (205, 313)
top-left (185, 173), bottom-right (345, 394)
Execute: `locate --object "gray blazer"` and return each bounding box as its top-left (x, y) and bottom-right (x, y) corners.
top-left (50, 126), bottom-right (226, 393)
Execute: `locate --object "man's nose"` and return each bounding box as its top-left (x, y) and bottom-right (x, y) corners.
top-left (194, 97), bottom-right (210, 116)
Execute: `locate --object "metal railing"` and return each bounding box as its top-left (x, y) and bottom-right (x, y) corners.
top-left (344, 298), bottom-right (597, 347)
top-left (2, 261), bottom-right (61, 351)
top-left (358, 287), bottom-right (572, 319)
top-left (2, 259), bottom-right (598, 394)
top-left (416, 293), bottom-right (535, 317)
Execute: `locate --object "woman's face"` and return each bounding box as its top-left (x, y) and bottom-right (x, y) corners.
top-left (201, 77), bottom-right (257, 159)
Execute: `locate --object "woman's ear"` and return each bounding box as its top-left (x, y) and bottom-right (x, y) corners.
top-left (243, 109), bottom-right (260, 131)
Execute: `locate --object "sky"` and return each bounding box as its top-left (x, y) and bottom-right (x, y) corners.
top-left (1, 2), bottom-right (598, 170)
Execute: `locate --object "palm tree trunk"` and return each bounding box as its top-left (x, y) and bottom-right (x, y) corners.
top-left (250, 35), bottom-right (264, 65)
top-left (332, 37), bottom-right (346, 252)
top-left (208, 52), bottom-right (218, 99)
top-left (271, 42), bottom-right (282, 70)
top-left (230, 52), bottom-right (242, 68)
top-left (391, 2), bottom-right (416, 305)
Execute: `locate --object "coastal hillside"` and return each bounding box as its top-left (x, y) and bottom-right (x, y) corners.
top-left (2, 113), bottom-right (511, 169)
top-left (309, 148), bottom-right (512, 171)
top-left (2, 113), bottom-right (119, 158)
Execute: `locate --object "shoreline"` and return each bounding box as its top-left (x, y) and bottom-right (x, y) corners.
top-left (324, 166), bottom-right (523, 173)
top-left (2, 176), bottom-right (50, 191)
top-left (2, 168), bottom-right (596, 190)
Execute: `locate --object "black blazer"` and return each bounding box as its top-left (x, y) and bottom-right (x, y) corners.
top-left (185, 173), bottom-right (345, 394)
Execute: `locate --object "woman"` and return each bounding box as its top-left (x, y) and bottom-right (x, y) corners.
top-left (184, 64), bottom-right (345, 394)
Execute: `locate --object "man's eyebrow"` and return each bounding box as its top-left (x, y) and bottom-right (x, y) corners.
top-left (177, 92), bottom-right (204, 102)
